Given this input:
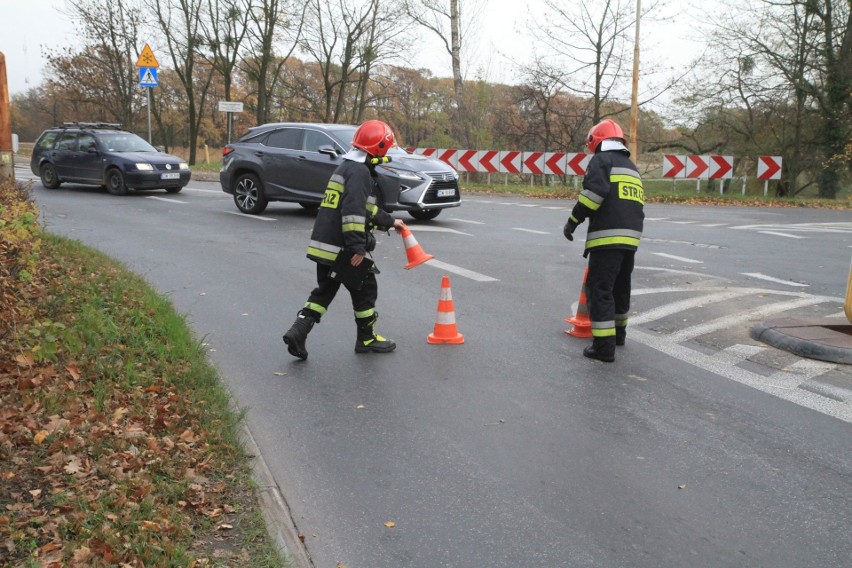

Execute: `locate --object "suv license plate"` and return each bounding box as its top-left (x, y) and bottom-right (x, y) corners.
top-left (161, 172), bottom-right (180, 180)
top-left (437, 188), bottom-right (455, 197)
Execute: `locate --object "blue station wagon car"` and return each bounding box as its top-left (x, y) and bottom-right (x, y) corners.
top-left (219, 122), bottom-right (461, 220)
top-left (30, 122), bottom-right (191, 195)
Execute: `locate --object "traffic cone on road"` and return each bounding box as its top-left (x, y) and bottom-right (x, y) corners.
top-left (400, 226), bottom-right (433, 269)
top-left (427, 275), bottom-right (464, 344)
top-left (565, 267), bottom-right (592, 338)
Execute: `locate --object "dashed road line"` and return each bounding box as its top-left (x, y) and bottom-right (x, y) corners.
top-left (450, 218), bottom-right (486, 224)
top-left (423, 259), bottom-right (499, 282)
top-left (512, 228), bottom-right (549, 235)
top-left (225, 211), bottom-right (276, 221)
top-left (632, 289), bottom-right (755, 325)
top-left (759, 231), bottom-right (805, 239)
top-left (742, 272), bottom-right (809, 287)
top-left (145, 196), bottom-right (188, 204)
top-left (651, 252), bottom-right (704, 264)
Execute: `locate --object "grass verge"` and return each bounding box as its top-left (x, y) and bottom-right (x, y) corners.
top-left (1, 223), bottom-right (287, 566)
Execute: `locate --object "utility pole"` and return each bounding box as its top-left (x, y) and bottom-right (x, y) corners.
top-left (0, 52), bottom-right (13, 181)
top-left (629, 0), bottom-right (641, 159)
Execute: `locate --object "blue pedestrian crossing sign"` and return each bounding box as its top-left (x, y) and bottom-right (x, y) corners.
top-left (139, 67), bottom-right (158, 88)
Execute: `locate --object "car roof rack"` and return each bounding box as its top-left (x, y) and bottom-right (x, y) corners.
top-left (59, 121), bottom-right (124, 130)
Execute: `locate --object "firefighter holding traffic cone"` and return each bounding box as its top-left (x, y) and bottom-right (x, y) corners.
top-left (283, 120), bottom-right (407, 360)
top-left (563, 119), bottom-right (644, 362)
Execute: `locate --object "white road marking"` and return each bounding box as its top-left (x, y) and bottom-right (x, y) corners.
top-left (181, 186), bottom-right (225, 194)
top-left (225, 211), bottom-right (276, 221)
top-left (699, 223), bottom-right (728, 227)
top-left (668, 295), bottom-right (828, 342)
top-left (542, 206), bottom-right (568, 210)
top-left (628, 327), bottom-right (852, 423)
top-left (146, 196), bottom-right (188, 204)
top-left (423, 259), bottom-right (499, 282)
top-left (759, 231), bottom-right (805, 239)
top-left (767, 359), bottom-right (836, 390)
top-left (515, 204), bottom-right (539, 208)
top-left (711, 344), bottom-right (765, 366)
top-left (406, 225), bottom-right (472, 236)
top-left (671, 220), bottom-right (698, 224)
top-left (634, 267), bottom-right (727, 279)
top-left (450, 218), bottom-right (485, 224)
top-left (512, 228), bottom-right (549, 235)
top-left (742, 272), bottom-right (809, 287)
top-left (632, 289), bottom-right (756, 325)
top-left (651, 252), bottom-right (704, 264)
top-left (645, 217), bottom-right (669, 221)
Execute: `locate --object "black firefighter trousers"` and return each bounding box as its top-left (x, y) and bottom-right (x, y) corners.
top-left (586, 248), bottom-right (635, 344)
top-left (302, 262), bottom-right (378, 322)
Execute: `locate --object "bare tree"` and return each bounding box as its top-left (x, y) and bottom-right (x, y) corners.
top-left (202, 0), bottom-right (252, 104)
top-left (48, 0), bottom-right (144, 126)
top-left (146, 0), bottom-right (215, 164)
top-left (243, 0), bottom-right (306, 124)
top-left (403, 0), bottom-right (482, 145)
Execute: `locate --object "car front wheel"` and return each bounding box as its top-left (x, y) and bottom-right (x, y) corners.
top-left (233, 173), bottom-right (268, 214)
top-left (105, 169), bottom-right (128, 195)
top-left (40, 164), bottom-right (61, 189)
top-left (165, 187), bottom-right (183, 194)
top-left (409, 208), bottom-right (441, 221)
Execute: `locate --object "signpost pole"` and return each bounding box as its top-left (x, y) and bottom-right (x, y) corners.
top-left (147, 87), bottom-right (152, 143)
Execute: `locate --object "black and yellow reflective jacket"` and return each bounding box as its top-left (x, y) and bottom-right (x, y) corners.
top-left (306, 158), bottom-right (395, 265)
top-left (569, 145), bottom-right (644, 257)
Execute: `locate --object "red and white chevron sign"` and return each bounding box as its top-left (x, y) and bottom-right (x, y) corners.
top-left (499, 151), bottom-right (522, 174)
top-left (662, 155), bottom-right (686, 178)
top-left (757, 156), bottom-right (782, 180)
top-left (478, 150), bottom-right (500, 173)
top-left (544, 152), bottom-right (566, 175)
top-left (686, 155), bottom-right (710, 179)
top-left (565, 153), bottom-right (590, 175)
top-left (437, 149), bottom-right (458, 169)
top-left (456, 150), bottom-right (478, 172)
top-left (709, 155), bottom-right (734, 179)
top-left (522, 151), bottom-right (544, 175)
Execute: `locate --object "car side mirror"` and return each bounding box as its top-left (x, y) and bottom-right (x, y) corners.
top-left (318, 145), bottom-right (339, 158)
top-left (86, 147), bottom-right (98, 154)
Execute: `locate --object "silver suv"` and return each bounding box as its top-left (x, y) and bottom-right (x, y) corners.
top-left (219, 122), bottom-right (461, 220)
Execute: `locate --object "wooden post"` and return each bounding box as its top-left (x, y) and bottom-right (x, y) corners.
top-left (0, 52), bottom-right (13, 181)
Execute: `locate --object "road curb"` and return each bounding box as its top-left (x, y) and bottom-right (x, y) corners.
top-left (241, 423), bottom-right (314, 568)
top-left (751, 322), bottom-right (852, 365)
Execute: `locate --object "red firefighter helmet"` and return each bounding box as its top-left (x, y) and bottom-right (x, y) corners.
top-left (352, 120), bottom-right (395, 157)
top-left (586, 119), bottom-right (626, 154)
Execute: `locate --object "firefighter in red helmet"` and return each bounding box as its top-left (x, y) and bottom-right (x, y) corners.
top-left (283, 120), bottom-right (408, 360)
top-left (563, 119), bottom-right (645, 362)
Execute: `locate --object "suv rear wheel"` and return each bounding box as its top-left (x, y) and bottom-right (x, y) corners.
top-left (234, 173), bottom-right (268, 214)
top-left (106, 169), bottom-right (128, 195)
top-left (40, 163), bottom-right (61, 189)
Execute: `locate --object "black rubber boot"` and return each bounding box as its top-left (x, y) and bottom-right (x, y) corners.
top-left (616, 328), bottom-right (626, 346)
top-left (583, 337), bottom-right (616, 362)
top-left (355, 313), bottom-right (396, 353)
top-left (283, 311), bottom-right (317, 360)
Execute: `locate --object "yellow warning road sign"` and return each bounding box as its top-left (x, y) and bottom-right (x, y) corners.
top-left (136, 44), bottom-right (159, 68)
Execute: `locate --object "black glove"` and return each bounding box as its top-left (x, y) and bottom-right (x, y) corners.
top-left (563, 220), bottom-right (577, 241)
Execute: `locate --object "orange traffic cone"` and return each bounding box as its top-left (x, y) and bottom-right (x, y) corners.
top-left (564, 267), bottom-right (592, 338)
top-left (427, 275), bottom-right (465, 344)
top-left (400, 226), bottom-right (433, 269)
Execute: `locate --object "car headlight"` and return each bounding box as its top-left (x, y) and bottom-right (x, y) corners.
top-left (135, 163), bottom-right (154, 171)
top-left (179, 163), bottom-right (189, 170)
top-left (384, 167), bottom-right (422, 181)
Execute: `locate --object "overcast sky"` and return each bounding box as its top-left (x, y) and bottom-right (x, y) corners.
top-left (1, 0), bottom-right (709, 102)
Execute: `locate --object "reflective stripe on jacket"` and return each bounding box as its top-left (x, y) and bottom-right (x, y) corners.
top-left (306, 159), bottom-right (394, 264)
top-left (569, 149), bottom-right (644, 256)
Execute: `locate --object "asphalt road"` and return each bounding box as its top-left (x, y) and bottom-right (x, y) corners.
top-left (19, 168), bottom-right (852, 568)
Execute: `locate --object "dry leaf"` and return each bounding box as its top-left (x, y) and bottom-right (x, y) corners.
top-left (384, 521), bottom-right (396, 528)
top-left (14, 353), bottom-right (34, 367)
top-left (356, 405), bottom-right (365, 410)
top-left (33, 430), bottom-right (49, 445)
top-left (678, 484), bottom-right (686, 490)
top-left (66, 363), bottom-right (82, 380)
top-left (216, 523), bottom-right (233, 530)
top-left (273, 372), bottom-right (287, 376)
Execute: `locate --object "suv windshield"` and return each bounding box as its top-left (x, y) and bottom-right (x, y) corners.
top-left (96, 132), bottom-right (157, 153)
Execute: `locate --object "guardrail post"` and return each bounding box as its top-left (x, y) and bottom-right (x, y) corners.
top-left (0, 52), bottom-right (14, 181)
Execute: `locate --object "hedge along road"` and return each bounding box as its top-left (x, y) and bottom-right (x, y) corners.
top-left (26, 173), bottom-right (852, 568)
